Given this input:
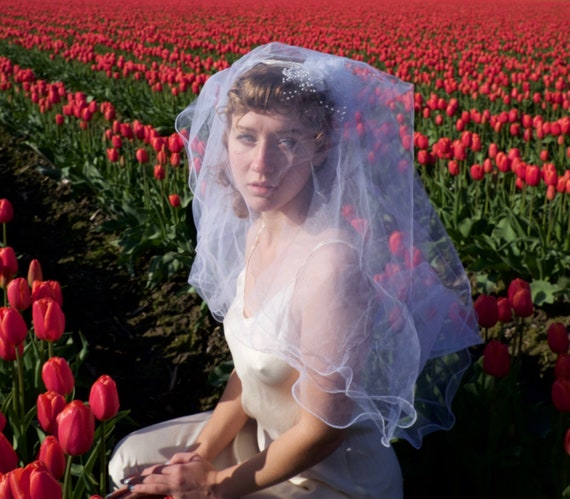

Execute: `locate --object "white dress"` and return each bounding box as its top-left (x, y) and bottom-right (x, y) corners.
top-left (108, 267), bottom-right (403, 498)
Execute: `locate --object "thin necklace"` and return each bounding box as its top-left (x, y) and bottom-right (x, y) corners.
top-left (246, 219), bottom-right (266, 270)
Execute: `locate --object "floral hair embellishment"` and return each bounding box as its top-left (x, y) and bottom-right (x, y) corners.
top-left (282, 66), bottom-right (324, 95)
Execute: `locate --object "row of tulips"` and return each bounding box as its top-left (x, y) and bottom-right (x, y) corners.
top-left (0, 1), bottom-right (567, 291)
top-left (0, 199), bottom-right (129, 498)
top-left (0, 41), bottom-right (568, 297)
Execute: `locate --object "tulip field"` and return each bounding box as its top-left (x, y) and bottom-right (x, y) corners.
top-left (0, 0), bottom-right (569, 496)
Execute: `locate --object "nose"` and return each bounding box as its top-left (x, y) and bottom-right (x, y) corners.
top-left (250, 142), bottom-right (275, 173)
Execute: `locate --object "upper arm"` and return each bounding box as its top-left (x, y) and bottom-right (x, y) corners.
top-left (290, 242), bottom-right (370, 426)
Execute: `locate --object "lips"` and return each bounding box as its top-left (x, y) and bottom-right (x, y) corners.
top-left (248, 181), bottom-right (275, 196)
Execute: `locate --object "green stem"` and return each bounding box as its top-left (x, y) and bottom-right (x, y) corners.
top-left (99, 421), bottom-right (107, 496)
top-left (63, 454), bottom-right (73, 499)
top-left (14, 348), bottom-right (27, 461)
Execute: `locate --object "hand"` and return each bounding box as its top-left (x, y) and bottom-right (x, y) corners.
top-left (115, 455), bottom-right (219, 499)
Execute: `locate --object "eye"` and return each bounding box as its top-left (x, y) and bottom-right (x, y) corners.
top-left (236, 133), bottom-right (256, 144)
top-left (277, 137), bottom-right (299, 149)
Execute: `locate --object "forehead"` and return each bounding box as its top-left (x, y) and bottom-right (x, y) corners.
top-left (231, 111), bottom-right (310, 135)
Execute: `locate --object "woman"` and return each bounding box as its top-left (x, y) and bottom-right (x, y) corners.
top-left (107, 42), bottom-right (481, 498)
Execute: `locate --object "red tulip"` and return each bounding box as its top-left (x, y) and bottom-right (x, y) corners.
top-left (0, 247), bottom-right (18, 286)
top-left (19, 460), bottom-right (62, 499)
top-left (56, 401), bottom-right (95, 456)
top-left (135, 148), bottom-right (149, 163)
top-left (168, 194), bottom-right (181, 208)
top-left (153, 164), bottom-right (165, 180)
top-left (32, 298), bottom-right (65, 342)
top-left (525, 165), bottom-right (540, 187)
top-left (483, 340), bottom-right (510, 378)
top-left (548, 322), bottom-right (569, 354)
top-left (0, 199), bottom-right (14, 224)
top-left (170, 152), bottom-right (181, 167)
top-left (37, 391), bottom-right (66, 434)
top-left (388, 231), bottom-right (406, 258)
top-left (448, 160), bottom-right (460, 176)
top-left (0, 433), bottom-right (18, 474)
top-left (38, 436), bottom-right (66, 480)
top-left (27, 259), bottom-right (43, 287)
top-left (6, 278), bottom-right (31, 311)
top-left (507, 279), bottom-right (533, 317)
top-left (473, 295), bottom-right (498, 328)
top-left (496, 297), bottom-right (512, 323)
top-left (168, 133), bottom-right (183, 153)
top-left (107, 147), bottom-right (119, 162)
top-left (0, 307), bottom-right (28, 346)
top-left (469, 163), bottom-right (484, 181)
top-left (511, 288), bottom-right (533, 317)
top-left (0, 334), bottom-right (23, 362)
top-left (552, 378), bottom-right (570, 412)
top-left (0, 472), bottom-right (10, 497)
top-left (507, 278), bottom-right (530, 304)
top-left (565, 429), bottom-right (570, 456)
top-left (31, 280), bottom-right (62, 306)
top-left (89, 375), bottom-right (120, 421)
top-left (42, 357), bottom-right (74, 395)
top-left (555, 354), bottom-right (570, 380)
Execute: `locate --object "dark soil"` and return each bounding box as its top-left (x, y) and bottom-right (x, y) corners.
top-left (0, 125), bottom-right (230, 439)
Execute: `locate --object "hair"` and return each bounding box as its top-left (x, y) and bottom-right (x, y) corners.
top-left (221, 62), bottom-right (335, 218)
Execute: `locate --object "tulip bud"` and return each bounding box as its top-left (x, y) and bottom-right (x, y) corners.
top-left (37, 391), bottom-right (66, 434)
top-left (153, 164), bottom-right (165, 180)
top-left (38, 436), bottom-right (66, 480)
top-left (33, 298), bottom-right (65, 342)
top-left (107, 147), bottom-right (120, 162)
top-left (89, 375), bottom-right (120, 421)
top-left (483, 340), bottom-right (510, 378)
top-left (469, 164), bottom-right (484, 181)
top-left (56, 401), bottom-right (95, 456)
top-left (511, 288), bottom-right (533, 317)
top-left (42, 357), bottom-right (74, 395)
top-left (0, 307), bottom-right (28, 346)
top-left (388, 231), bottom-right (406, 258)
top-left (552, 378), bottom-right (570, 412)
top-left (168, 194), bottom-right (181, 208)
top-left (27, 259), bottom-right (43, 287)
top-left (555, 354), bottom-right (570, 380)
top-left (0, 247), bottom-right (18, 287)
top-left (0, 199), bottom-right (14, 224)
top-left (0, 432), bottom-right (19, 473)
top-left (473, 295), bottom-right (498, 328)
top-left (507, 278), bottom-right (533, 317)
top-left (7, 277), bottom-right (31, 311)
top-left (496, 297), bottom-right (512, 323)
top-left (168, 133), bottom-right (183, 153)
top-left (135, 148), bottom-right (149, 163)
top-left (547, 322), bottom-right (569, 354)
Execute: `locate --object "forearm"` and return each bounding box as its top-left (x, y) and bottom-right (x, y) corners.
top-left (194, 370), bottom-right (249, 462)
top-left (212, 413), bottom-right (346, 498)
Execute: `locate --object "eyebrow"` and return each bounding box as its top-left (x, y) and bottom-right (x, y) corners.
top-left (233, 124), bottom-right (308, 136)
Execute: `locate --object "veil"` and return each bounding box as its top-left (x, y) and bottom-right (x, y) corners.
top-left (176, 42), bottom-right (481, 449)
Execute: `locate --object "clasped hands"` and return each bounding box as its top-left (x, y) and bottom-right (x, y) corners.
top-left (106, 452), bottom-right (219, 499)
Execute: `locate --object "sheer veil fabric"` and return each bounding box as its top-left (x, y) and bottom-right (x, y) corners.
top-left (176, 42), bottom-right (482, 449)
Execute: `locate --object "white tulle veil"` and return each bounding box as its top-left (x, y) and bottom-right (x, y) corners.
top-left (176, 42), bottom-right (481, 449)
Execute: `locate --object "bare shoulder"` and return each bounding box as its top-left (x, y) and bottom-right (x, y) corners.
top-left (298, 228), bottom-right (360, 283)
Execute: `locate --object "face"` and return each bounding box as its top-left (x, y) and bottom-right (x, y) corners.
top-left (228, 111), bottom-right (321, 218)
